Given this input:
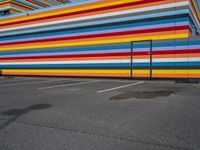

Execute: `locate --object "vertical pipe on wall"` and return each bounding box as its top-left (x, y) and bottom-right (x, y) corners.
top-left (130, 41), bottom-right (133, 79)
top-left (150, 40), bottom-right (153, 80)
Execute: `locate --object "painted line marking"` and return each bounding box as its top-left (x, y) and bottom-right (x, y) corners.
top-left (97, 82), bottom-right (144, 93)
top-left (16, 77), bottom-right (36, 80)
top-left (0, 79), bottom-right (69, 87)
top-left (0, 78), bottom-right (38, 83)
top-left (102, 80), bottom-right (137, 83)
top-left (38, 80), bottom-right (100, 90)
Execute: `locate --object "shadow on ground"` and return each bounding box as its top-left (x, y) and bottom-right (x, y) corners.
top-left (0, 104), bottom-right (51, 130)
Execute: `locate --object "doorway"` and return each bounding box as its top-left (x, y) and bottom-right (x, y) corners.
top-left (131, 40), bottom-right (152, 79)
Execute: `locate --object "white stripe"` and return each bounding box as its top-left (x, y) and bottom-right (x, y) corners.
top-left (1, 57), bottom-right (200, 65)
top-left (97, 82), bottom-right (144, 93)
top-left (134, 58), bottom-right (200, 63)
top-left (0, 79), bottom-right (69, 87)
top-left (153, 57), bottom-right (200, 62)
top-left (0, 22), bottom-right (179, 44)
top-left (0, 2), bottom-right (189, 33)
top-left (38, 80), bottom-right (99, 90)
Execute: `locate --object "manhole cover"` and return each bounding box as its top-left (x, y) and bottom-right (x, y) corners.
top-left (109, 90), bottom-right (176, 100)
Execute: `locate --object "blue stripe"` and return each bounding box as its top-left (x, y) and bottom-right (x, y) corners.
top-left (0, 43), bottom-right (131, 55)
top-left (134, 62), bottom-right (200, 67)
top-left (0, 63), bottom-right (131, 69)
top-left (1, 62), bottom-right (199, 69)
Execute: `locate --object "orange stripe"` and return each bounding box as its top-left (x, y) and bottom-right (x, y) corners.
top-left (0, 56), bottom-right (130, 62)
top-left (188, 74), bottom-right (200, 78)
top-left (153, 53), bottom-right (200, 58)
top-left (152, 74), bottom-right (187, 78)
top-left (3, 71), bottom-right (199, 78)
top-left (2, 72), bottom-right (130, 77)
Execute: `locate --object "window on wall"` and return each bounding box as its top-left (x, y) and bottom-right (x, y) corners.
top-left (0, 10), bottom-right (10, 16)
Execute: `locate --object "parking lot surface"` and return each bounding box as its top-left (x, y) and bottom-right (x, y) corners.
top-left (0, 76), bottom-right (200, 150)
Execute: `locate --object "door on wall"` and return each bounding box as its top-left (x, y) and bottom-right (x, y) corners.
top-left (131, 41), bottom-right (152, 79)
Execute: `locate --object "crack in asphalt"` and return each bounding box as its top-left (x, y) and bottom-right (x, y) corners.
top-left (0, 118), bottom-right (190, 150)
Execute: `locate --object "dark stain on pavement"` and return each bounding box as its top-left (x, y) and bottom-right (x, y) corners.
top-left (110, 90), bottom-right (176, 100)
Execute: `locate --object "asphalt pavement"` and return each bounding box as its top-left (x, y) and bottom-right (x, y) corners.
top-left (0, 76), bottom-right (200, 150)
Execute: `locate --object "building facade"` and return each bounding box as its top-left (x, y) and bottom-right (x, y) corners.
top-left (0, 0), bottom-right (71, 15)
top-left (0, 0), bottom-right (200, 79)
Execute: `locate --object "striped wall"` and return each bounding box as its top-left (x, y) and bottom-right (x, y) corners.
top-left (0, 0), bottom-right (71, 14)
top-left (0, 0), bottom-right (200, 79)
top-left (132, 38), bottom-right (200, 78)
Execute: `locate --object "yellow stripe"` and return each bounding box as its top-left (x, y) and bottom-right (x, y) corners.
top-left (0, 0), bottom-right (141, 24)
top-left (3, 69), bottom-right (200, 74)
top-left (0, 0), bottom-right (10, 4)
top-left (0, 5), bottom-right (10, 10)
top-left (153, 70), bottom-right (174, 74)
top-left (133, 70), bottom-right (149, 74)
top-left (153, 70), bottom-right (200, 74)
top-left (134, 70), bottom-right (200, 75)
top-left (2, 69), bottom-right (130, 74)
top-left (188, 70), bottom-right (200, 74)
top-left (0, 33), bottom-right (189, 51)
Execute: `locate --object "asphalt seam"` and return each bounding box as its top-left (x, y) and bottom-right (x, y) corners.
top-left (0, 118), bottom-right (190, 150)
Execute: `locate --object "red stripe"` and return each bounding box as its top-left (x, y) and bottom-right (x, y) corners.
top-left (133, 49), bottom-right (200, 55)
top-left (0, 0), bottom-right (166, 27)
top-left (0, 1), bottom-right (10, 5)
top-left (0, 26), bottom-right (189, 46)
top-left (1, 49), bottom-right (200, 60)
top-left (153, 49), bottom-right (200, 55)
top-left (0, 52), bottom-right (131, 60)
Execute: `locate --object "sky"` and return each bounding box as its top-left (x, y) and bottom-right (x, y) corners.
top-left (198, 0), bottom-right (200, 9)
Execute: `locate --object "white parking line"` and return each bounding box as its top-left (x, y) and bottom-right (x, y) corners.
top-left (16, 77), bottom-right (36, 80)
top-left (97, 82), bottom-right (144, 93)
top-left (0, 79), bottom-right (69, 87)
top-left (102, 80), bottom-right (136, 83)
top-left (38, 80), bottom-right (100, 90)
top-left (0, 78), bottom-right (36, 83)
